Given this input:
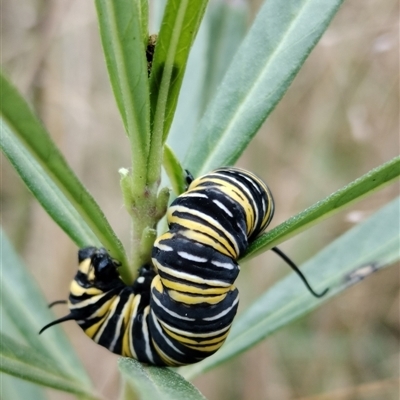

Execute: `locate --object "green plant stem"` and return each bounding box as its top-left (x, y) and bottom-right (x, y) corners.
top-left (125, 1), bottom-right (209, 277)
top-left (120, 169), bottom-right (169, 280)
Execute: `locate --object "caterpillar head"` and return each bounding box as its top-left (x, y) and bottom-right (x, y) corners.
top-left (39, 247), bottom-right (122, 335)
top-left (77, 247), bottom-right (121, 289)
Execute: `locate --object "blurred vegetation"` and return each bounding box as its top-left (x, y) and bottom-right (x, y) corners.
top-left (1, 0), bottom-right (398, 399)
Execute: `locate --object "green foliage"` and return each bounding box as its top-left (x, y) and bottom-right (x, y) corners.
top-left (184, 0), bottom-right (345, 176)
top-left (95, 0), bottom-right (150, 186)
top-left (0, 73), bottom-right (127, 268)
top-left (162, 144), bottom-right (188, 195)
top-left (149, 0), bottom-right (208, 150)
top-left (1, 333), bottom-right (100, 400)
top-left (244, 156), bottom-right (400, 260)
top-left (0, 0), bottom-right (398, 399)
top-left (119, 358), bottom-right (206, 400)
top-left (1, 123), bottom-right (100, 247)
top-left (0, 229), bottom-right (96, 398)
top-left (1, 374), bottom-right (45, 400)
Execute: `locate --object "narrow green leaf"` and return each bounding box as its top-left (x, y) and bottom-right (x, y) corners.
top-left (0, 72), bottom-right (127, 266)
top-left (166, 16), bottom-right (208, 162)
top-left (244, 156), bottom-right (400, 261)
top-left (95, 0), bottom-right (150, 188)
top-left (139, 0), bottom-right (149, 47)
top-left (0, 333), bottom-right (100, 400)
top-left (163, 144), bottom-right (187, 195)
top-left (181, 197), bottom-right (400, 379)
top-left (1, 374), bottom-right (46, 400)
top-left (148, 0), bottom-right (208, 184)
top-left (167, 0), bottom-right (247, 162)
top-left (1, 228), bottom-right (92, 385)
top-left (1, 124), bottom-right (100, 247)
top-left (1, 333), bottom-right (66, 378)
top-left (119, 358), bottom-right (206, 400)
top-left (199, 0), bottom-right (248, 113)
top-left (185, 0), bottom-right (344, 176)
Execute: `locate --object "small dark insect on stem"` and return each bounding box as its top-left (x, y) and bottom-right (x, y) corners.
top-left (272, 247), bottom-right (329, 298)
top-left (147, 34), bottom-right (157, 76)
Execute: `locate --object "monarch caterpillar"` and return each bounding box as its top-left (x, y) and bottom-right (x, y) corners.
top-left (40, 167), bottom-right (327, 366)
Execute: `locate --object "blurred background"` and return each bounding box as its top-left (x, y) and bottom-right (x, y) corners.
top-left (1, 0), bottom-right (399, 399)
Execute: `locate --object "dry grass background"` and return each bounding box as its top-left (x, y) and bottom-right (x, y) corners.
top-left (1, 0), bottom-right (399, 399)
